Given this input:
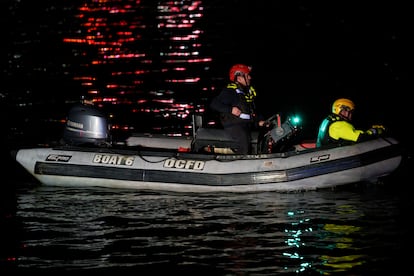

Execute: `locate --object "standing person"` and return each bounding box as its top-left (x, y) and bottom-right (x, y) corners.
top-left (210, 64), bottom-right (266, 154)
top-left (316, 98), bottom-right (385, 147)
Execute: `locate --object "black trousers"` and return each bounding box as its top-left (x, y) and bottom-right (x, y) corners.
top-left (225, 123), bottom-right (251, 154)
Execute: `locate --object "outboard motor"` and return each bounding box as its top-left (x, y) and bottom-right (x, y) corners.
top-left (62, 103), bottom-right (111, 146)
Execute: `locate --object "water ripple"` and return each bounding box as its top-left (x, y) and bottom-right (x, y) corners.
top-left (3, 183), bottom-right (408, 275)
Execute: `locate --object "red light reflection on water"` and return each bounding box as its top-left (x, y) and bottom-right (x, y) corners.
top-left (63, 0), bottom-right (212, 135)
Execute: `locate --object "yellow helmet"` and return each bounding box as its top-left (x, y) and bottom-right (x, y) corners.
top-left (332, 98), bottom-right (355, 115)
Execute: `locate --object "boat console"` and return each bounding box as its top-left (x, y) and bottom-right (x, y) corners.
top-left (192, 113), bottom-right (302, 154)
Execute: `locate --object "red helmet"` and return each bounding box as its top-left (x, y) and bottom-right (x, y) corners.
top-left (229, 64), bottom-right (251, 82)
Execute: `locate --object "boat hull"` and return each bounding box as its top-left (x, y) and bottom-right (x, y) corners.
top-left (13, 137), bottom-right (402, 193)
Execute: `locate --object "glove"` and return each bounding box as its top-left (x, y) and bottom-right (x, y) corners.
top-left (366, 125), bottom-right (385, 136)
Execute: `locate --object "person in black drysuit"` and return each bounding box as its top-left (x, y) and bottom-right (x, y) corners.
top-left (210, 64), bottom-right (266, 154)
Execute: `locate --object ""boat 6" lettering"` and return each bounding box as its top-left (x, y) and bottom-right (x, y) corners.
top-left (93, 154), bottom-right (134, 166)
top-left (164, 159), bottom-right (205, 170)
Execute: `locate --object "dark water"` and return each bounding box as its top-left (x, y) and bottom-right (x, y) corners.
top-left (2, 0), bottom-right (413, 274)
top-left (2, 180), bottom-right (412, 275)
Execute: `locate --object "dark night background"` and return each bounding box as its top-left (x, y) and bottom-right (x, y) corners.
top-left (0, 1), bottom-right (412, 274)
top-left (1, 1), bottom-right (412, 151)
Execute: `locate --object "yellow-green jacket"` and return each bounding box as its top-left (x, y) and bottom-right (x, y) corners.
top-left (316, 114), bottom-right (364, 147)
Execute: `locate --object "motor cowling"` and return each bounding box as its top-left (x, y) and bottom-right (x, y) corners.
top-left (62, 103), bottom-right (110, 146)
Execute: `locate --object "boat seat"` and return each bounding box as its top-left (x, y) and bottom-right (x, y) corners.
top-left (192, 128), bottom-right (235, 152)
top-left (192, 128), bottom-right (259, 153)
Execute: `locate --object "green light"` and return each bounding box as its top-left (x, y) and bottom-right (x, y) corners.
top-left (290, 115), bottom-right (301, 126)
